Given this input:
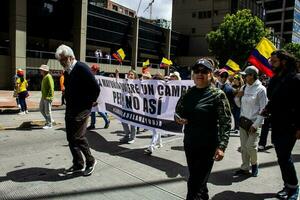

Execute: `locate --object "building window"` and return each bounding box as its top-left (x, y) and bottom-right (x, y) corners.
top-left (112, 5), bottom-right (118, 11)
top-left (214, 10), bottom-right (218, 16)
top-left (198, 11), bottom-right (212, 19)
top-left (192, 28), bottom-right (196, 33)
top-left (125, 10), bottom-right (128, 15)
top-left (129, 11), bottom-right (134, 17)
top-left (192, 12), bottom-right (196, 18)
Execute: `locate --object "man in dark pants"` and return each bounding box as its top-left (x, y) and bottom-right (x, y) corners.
top-left (55, 44), bottom-right (100, 176)
top-left (267, 50), bottom-right (300, 199)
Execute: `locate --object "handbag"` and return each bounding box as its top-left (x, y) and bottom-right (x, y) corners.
top-left (239, 116), bottom-right (253, 132)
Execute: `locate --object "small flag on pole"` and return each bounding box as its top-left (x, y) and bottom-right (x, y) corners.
top-left (142, 59), bottom-right (150, 73)
top-left (112, 48), bottom-right (126, 63)
top-left (160, 57), bottom-right (173, 68)
top-left (225, 59), bottom-right (240, 72)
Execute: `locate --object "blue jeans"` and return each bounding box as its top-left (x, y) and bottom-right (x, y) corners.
top-left (90, 112), bottom-right (109, 126)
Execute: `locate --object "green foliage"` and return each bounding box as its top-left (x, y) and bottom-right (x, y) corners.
top-left (283, 43), bottom-right (300, 59)
top-left (206, 9), bottom-right (270, 68)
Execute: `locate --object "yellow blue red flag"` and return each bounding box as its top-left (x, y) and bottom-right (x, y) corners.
top-left (248, 37), bottom-right (276, 77)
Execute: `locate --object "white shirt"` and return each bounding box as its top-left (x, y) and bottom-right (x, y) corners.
top-left (240, 79), bottom-right (268, 129)
top-left (66, 59), bottom-right (77, 74)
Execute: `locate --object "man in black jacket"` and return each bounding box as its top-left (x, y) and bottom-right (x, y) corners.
top-left (268, 50), bottom-right (300, 199)
top-left (55, 44), bottom-right (100, 176)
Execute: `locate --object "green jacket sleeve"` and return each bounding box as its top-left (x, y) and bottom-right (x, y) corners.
top-left (215, 90), bottom-right (232, 151)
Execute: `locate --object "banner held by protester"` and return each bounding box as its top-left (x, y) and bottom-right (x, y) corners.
top-left (95, 76), bottom-right (194, 134)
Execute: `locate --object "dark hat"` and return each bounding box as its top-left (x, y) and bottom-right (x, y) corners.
top-left (240, 65), bottom-right (259, 76)
top-left (192, 58), bottom-right (214, 71)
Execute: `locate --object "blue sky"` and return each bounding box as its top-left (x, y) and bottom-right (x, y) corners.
top-left (112, 0), bottom-right (173, 20)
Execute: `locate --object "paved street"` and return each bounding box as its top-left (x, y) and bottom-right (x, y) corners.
top-left (0, 110), bottom-right (299, 200)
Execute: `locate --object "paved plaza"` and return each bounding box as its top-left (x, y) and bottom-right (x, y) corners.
top-left (0, 107), bottom-right (299, 200)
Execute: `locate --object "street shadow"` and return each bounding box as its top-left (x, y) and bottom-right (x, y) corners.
top-left (87, 131), bottom-right (188, 178)
top-left (208, 154), bottom-right (300, 186)
top-left (211, 190), bottom-right (276, 200)
top-left (171, 146), bottom-right (184, 151)
top-left (135, 135), bottom-right (152, 139)
top-left (0, 167), bottom-right (82, 183)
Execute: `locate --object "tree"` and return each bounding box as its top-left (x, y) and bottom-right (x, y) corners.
top-left (283, 43), bottom-right (300, 59)
top-left (206, 9), bottom-right (270, 68)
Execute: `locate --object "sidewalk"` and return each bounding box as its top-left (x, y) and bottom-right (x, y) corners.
top-left (0, 110), bottom-right (299, 200)
top-left (0, 90), bottom-right (63, 114)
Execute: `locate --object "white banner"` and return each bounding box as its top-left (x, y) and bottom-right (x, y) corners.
top-left (96, 76), bottom-right (194, 133)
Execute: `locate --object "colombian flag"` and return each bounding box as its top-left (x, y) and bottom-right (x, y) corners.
top-left (142, 59), bottom-right (150, 73)
top-left (112, 48), bottom-right (126, 63)
top-left (224, 59), bottom-right (240, 75)
top-left (160, 57), bottom-right (173, 68)
top-left (247, 37), bottom-right (276, 77)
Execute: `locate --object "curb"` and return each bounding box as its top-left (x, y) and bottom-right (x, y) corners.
top-left (0, 106), bottom-right (65, 115)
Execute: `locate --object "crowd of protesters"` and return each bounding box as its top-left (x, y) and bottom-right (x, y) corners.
top-left (12, 44), bottom-right (300, 200)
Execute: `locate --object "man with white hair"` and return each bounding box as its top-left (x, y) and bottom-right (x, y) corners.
top-left (39, 64), bottom-right (54, 129)
top-left (55, 44), bottom-right (100, 176)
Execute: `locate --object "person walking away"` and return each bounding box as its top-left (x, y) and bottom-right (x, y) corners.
top-left (16, 69), bottom-right (29, 115)
top-left (175, 58), bottom-right (231, 200)
top-left (39, 65), bottom-right (54, 129)
top-left (266, 50), bottom-right (300, 199)
top-left (87, 64), bottom-right (110, 130)
top-left (55, 44), bottom-right (100, 176)
top-left (59, 71), bottom-right (65, 105)
top-left (234, 66), bottom-right (267, 177)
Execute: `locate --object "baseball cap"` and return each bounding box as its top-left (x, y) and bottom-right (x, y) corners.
top-left (39, 64), bottom-right (49, 72)
top-left (240, 65), bottom-right (259, 76)
top-left (192, 58), bottom-right (214, 71)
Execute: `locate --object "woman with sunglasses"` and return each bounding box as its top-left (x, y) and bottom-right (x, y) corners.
top-left (175, 58), bottom-right (231, 200)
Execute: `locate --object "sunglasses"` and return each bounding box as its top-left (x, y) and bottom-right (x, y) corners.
top-left (193, 68), bottom-right (210, 74)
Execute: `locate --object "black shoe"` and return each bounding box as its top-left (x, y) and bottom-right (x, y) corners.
top-left (277, 187), bottom-right (299, 200)
top-left (234, 169), bottom-right (250, 176)
top-left (64, 165), bottom-right (84, 175)
top-left (251, 164), bottom-right (258, 177)
top-left (104, 121), bottom-right (110, 129)
top-left (87, 125), bottom-right (95, 130)
top-left (83, 160), bottom-right (97, 176)
top-left (119, 137), bottom-right (129, 143)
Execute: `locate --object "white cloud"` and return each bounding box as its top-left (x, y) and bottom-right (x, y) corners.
top-left (112, 0), bottom-right (172, 20)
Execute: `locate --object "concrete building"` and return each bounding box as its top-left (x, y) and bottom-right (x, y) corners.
top-left (257, 0), bottom-right (300, 45)
top-left (0, 0), bottom-right (188, 90)
top-left (89, 0), bottom-right (136, 17)
top-left (172, 0), bottom-right (263, 57)
top-left (142, 18), bottom-right (172, 29)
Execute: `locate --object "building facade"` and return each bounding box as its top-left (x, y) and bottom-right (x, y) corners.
top-left (0, 0), bottom-right (188, 90)
top-left (172, 0), bottom-right (263, 56)
top-left (293, 0), bottom-right (300, 43)
top-left (257, 0), bottom-right (300, 44)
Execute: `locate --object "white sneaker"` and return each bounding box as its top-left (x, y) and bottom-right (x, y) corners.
top-left (18, 111), bottom-right (25, 115)
top-left (25, 110), bottom-right (29, 114)
top-left (43, 125), bottom-right (52, 129)
top-left (144, 146), bottom-right (154, 155)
